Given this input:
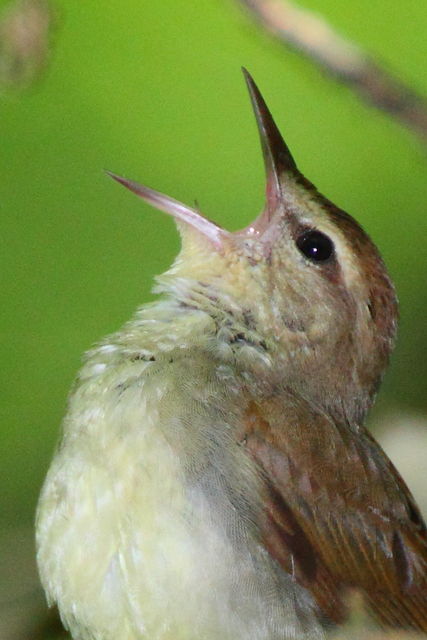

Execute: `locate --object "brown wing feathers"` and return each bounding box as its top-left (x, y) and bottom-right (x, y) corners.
top-left (241, 399), bottom-right (427, 631)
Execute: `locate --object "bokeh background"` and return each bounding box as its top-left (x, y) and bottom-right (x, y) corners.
top-left (0, 1), bottom-right (426, 638)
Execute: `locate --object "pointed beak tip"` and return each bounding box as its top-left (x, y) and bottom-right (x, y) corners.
top-left (103, 170), bottom-right (226, 247)
top-left (242, 68), bottom-right (298, 186)
top-left (241, 68), bottom-right (259, 103)
top-left (105, 171), bottom-right (144, 198)
top-left (241, 66), bottom-right (251, 82)
top-left (105, 170), bottom-right (127, 186)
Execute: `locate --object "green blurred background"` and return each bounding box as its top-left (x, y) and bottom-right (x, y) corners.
top-left (0, 0), bottom-right (426, 637)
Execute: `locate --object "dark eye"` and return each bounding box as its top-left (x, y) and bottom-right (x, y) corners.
top-left (296, 230), bottom-right (335, 263)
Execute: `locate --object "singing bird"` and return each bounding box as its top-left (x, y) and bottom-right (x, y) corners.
top-left (36, 71), bottom-right (427, 640)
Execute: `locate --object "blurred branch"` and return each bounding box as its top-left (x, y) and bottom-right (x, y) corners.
top-left (0, 0), bottom-right (56, 93)
top-left (235, 0), bottom-right (427, 143)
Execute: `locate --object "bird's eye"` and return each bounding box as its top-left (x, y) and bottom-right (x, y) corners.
top-left (296, 230), bottom-right (335, 263)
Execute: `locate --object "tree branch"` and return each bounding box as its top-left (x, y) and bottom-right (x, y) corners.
top-left (235, 0), bottom-right (427, 143)
top-left (0, 0), bottom-right (55, 92)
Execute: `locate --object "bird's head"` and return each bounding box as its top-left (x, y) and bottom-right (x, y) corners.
top-left (108, 70), bottom-right (397, 425)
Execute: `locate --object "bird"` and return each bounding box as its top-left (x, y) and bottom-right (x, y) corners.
top-left (36, 70), bottom-right (427, 640)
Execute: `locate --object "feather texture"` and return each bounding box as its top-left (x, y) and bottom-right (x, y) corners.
top-left (241, 397), bottom-right (427, 630)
